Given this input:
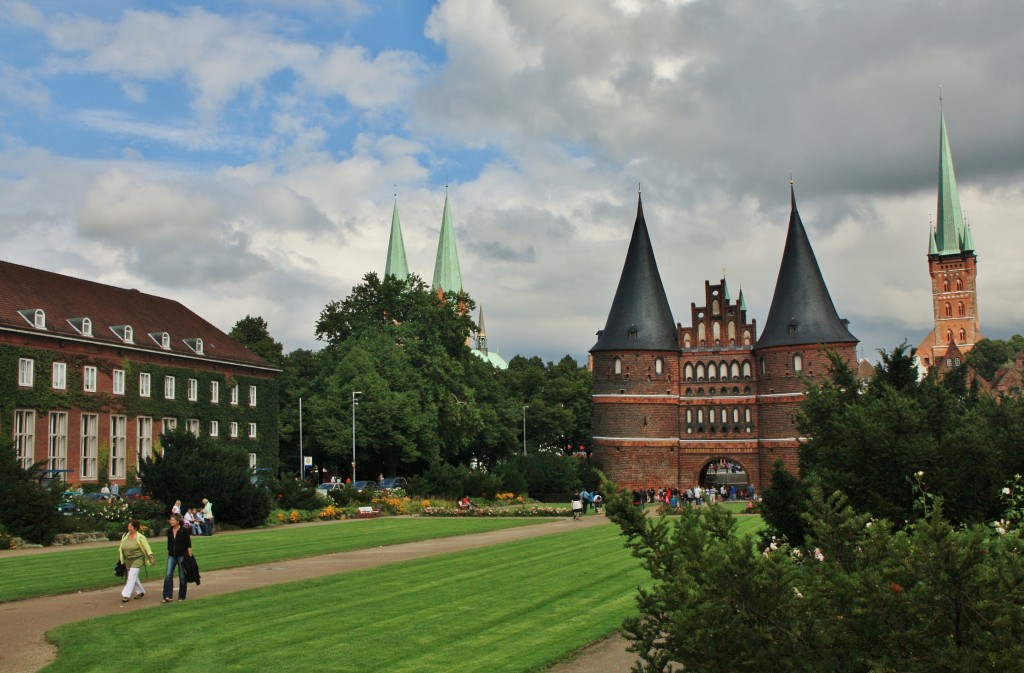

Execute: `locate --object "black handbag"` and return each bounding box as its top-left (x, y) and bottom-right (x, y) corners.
top-left (114, 560), bottom-right (127, 577)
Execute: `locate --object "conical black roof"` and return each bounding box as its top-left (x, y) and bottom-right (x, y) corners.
top-left (756, 187), bottom-right (857, 349)
top-left (591, 195), bottom-right (678, 352)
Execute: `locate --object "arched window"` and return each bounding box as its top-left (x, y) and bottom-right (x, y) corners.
top-left (946, 329), bottom-right (954, 343)
top-left (956, 278), bottom-right (963, 291)
top-left (760, 357), bottom-right (766, 375)
top-left (732, 408), bottom-right (739, 423)
top-left (613, 357), bottom-right (622, 374)
top-left (655, 357), bottom-right (664, 375)
top-left (684, 363), bottom-right (694, 381)
top-left (943, 279), bottom-right (950, 292)
top-left (81, 317), bottom-right (92, 336)
top-left (697, 409), bottom-right (704, 423)
top-left (959, 328), bottom-right (966, 341)
top-left (719, 362), bottom-right (728, 380)
top-left (709, 409), bottom-right (716, 423)
top-left (957, 302), bottom-right (965, 317)
top-left (793, 354), bottom-right (803, 372)
top-left (686, 410), bottom-right (692, 424)
top-left (684, 333), bottom-right (692, 348)
top-left (728, 321), bottom-right (736, 342)
top-left (698, 323), bottom-right (706, 343)
top-left (730, 362), bottom-right (740, 379)
top-left (696, 363), bottom-right (706, 381)
top-left (707, 363), bottom-right (716, 380)
top-left (743, 330), bottom-right (751, 346)
top-left (944, 303), bottom-right (952, 317)
top-left (712, 322), bottom-right (721, 342)
top-left (33, 309), bottom-right (45, 329)
top-left (744, 408), bottom-right (751, 423)
top-left (123, 326), bottom-right (134, 343)
top-left (712, 299), bottom-right (720, 316)
top-left (742, 361), bottom-right (752, 379)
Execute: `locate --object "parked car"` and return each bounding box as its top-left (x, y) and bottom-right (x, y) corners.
top-left (81, 492), bottom-right (122, 503)
top-left (377, 477), bottom-right (408, 492)
top-left (123, 487), bottom-right (145, 500)
top-left (316, 482), bottom-right (344, 495)
top-left (352, 480), bottom-right (375, 492)
top-left (56, 492), bottom-right (82, 516)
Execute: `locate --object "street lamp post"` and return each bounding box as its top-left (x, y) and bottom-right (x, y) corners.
top-left (522, 405), bottom-right (528, 456)
top-left (352, 391), bottom-right (362, 483)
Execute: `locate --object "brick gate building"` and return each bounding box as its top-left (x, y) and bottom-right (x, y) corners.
top-left (590, 187), bottom-right (857, 491)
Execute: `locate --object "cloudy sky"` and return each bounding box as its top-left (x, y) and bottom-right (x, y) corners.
top-left (1, 0), bottom-right (1021, 365)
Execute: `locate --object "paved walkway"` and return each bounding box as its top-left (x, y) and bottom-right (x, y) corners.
top-left (0, 515), bottom-right (635, 673)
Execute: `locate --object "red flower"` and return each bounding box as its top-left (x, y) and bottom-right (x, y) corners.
top-left (889, 582), bottom-right (903, 594)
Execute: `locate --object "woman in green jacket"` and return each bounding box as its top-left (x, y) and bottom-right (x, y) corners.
top-left (118, 519), bottom-right (155, 603)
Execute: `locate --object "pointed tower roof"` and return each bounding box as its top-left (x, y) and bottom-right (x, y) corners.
top-left (756, 186), bottom-right (857, 350)
top-left (933, 111), bottom-right (968, 255)
top-left (384, 199), bottom-right (409, 280)
top-left (431, 193), bottom-right (463, 294)
top-left (476, 305), bottom-right (488, 354)
top-left (591, 195), bottom-right (677, 352)
top-left (738, 287), bottom-right (747, 312)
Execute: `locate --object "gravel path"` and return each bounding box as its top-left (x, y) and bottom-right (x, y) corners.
top-left (0, 515), bottom-right (636, 673)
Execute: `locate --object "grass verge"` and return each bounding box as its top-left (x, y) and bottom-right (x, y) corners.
top-left (43, 524), bottom-right (647, 673)
top-left (0, 518), bottom-right (545, 603)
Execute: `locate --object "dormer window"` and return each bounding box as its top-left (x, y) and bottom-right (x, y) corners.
top-left (18, 309), bottom-right (46, 329)
top-left (150, 332), bottom-right (171, 350)
top-left (111, 325), bottom-right (134, 344)
top-left (68, 317), bottom-right (93, 337)
top-left (184, 338), bottom-right (204, 355)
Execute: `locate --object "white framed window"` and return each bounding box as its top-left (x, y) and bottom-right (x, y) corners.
top-left (185, 338), bottom-right (204, 355)
top-left (188, 378), bottom-right (198, 402)
top-left (230, 384), bottom-right (239, 405)
top-left (110, 415), bottom-right (126, 479)
top-left (162, 417), bottom-right (177, 432)
top-left (34, 309), bottom-right (45, 328)
top-left (655, 357), bottom-right (664, 375)
top-left (137, 417), bottom-right (153, 461)
top-left (18, 358), bottom-right (34, 387)
top-left (14, 409), bottom-right (36, 469)
top-left (83, 366), bottom-right (97, 392)
top-left (613, 358), bottom-right (622, 375)
top-left (210, 381), bottom-right (220, 403)
top-left (69, 317), bottom-right (93, 337)
top-left (52, 362), bottom-right (66, 390)
top-left (81, 413), bottom-right (98, 479)
top-left (164, 376), bottom-right (176, 400)
top-left (248, 452), bottom-right (257, 469)
top-left (248, 385), bottom-right (257, 407)
top-left (793, 354), bottom-right (803, 372)
top-left (112, 369), bottom-right (125, 396)
top-left (48, 412), bottom-right (68, 472)
top-left (229, 421), bottom-right (238, 438)
top-left (209, 420), bottom-right (219, 437)
top-left (111, 325), bottom-right (134, 343)
top-left (248, 422), bottom-right (257, 438)
top-left (150, 332), bottom-right (171, 349)
top-left (139, 372), bottom-right (151, 398)
top-left (186, 418), bottom-right (200, 436)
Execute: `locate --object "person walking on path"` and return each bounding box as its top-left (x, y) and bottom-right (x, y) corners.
top-left (201, 498), bottom-right (214, 536)
top-left (117, 519), bottom-right (155, 603)
top-left (163, 513), bottom-right (192, 603)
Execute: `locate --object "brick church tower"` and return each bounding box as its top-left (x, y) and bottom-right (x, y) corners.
top-left (589, 195), bottom-right (681, 487)
top-left (915, 111), bottom-right (982, 371)
top-left (752, 185), bottom-right (858, 482)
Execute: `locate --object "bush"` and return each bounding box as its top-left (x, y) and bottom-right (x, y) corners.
top-left (264, 474), bottom-right (322, 510)
top-left (414, 463), bottom-right (502, 500)
top-left (139, 428), bottom-right (272, 528)
top-left (0, 443), bottom-right (63, 545)
top-left (496, 452), bottom-right (580, 499)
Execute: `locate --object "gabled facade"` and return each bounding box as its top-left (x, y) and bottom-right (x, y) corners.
top-left (590, 189), bottom-right (857, 490)
top-left (916, 111), bottom-right (983, 371)
top-left (0, 260), bottom-right (279, 485)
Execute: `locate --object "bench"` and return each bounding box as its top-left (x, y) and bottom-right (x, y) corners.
top-left (356, 506), bottom-right (380, 519)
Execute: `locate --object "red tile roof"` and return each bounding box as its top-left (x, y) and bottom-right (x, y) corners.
top-left (0, 260), bottom-right (275, 370)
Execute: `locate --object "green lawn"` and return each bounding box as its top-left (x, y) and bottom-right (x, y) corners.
top-left (0, 518), bottom-right (545, 602)
top-left (43, 524), bottom-right (648, 673)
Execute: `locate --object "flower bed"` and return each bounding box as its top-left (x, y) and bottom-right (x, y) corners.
top-left (419, 506), bottom-right (570, 518)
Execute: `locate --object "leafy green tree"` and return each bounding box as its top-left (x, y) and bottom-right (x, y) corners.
top-left (965, 335), bottom-right (1024, 380)
top-left (139, 428), bottom-right (272, 527)
top-left (278, 348), bottom-right (325, 480)
top-left (606, 482), bottom-right (1024, 673)
top-left (229, 315), bottom-right (284, 367)
top-left (759, 460), bottom-right (807, 546)
top-left (0, 444), bottom-right (62, 545)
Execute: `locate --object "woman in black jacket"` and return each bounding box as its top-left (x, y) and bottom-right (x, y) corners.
top-left (162, 513), bottom-right (192, 603)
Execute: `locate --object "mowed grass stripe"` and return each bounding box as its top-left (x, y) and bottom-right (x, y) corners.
top-left (43, 524), bottom-right (647, 673)
top-left (0, 517), bottom-right (545, 602)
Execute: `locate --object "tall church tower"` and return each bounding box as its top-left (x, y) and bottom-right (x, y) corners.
top-left (915, 111), bottom-right (982, 370)
top-left (384, 198), bottom-right (409, 280)
top-left (431, 193), bottom-right (463, 295)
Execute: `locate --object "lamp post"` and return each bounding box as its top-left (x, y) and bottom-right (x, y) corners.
top-left (522, 405), bottom-right (528, 456)
top-left (352, 391), bottom-right (362, 483)
top-left (298, 397), bottom-right (304, 480)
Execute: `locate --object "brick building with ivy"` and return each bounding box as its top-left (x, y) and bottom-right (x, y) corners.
top-left (0, 260), bottom-right (279, 487)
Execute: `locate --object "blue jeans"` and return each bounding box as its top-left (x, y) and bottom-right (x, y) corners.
top-left (163, 555), bottom-right (187, 600)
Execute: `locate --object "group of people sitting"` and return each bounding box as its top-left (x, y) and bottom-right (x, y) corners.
top-left (171, 498), bottom-right (214, 536)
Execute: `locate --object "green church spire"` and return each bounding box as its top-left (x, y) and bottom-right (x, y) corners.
top-left (431, 193), bottom-right (463, 294)
top-left (384, 199), bottom-right (409, 280)
top-left (934, 111), bottom-right (967, 255)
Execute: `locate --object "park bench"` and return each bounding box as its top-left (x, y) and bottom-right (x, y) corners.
top-left (356, 506), bottom-right (380, 519)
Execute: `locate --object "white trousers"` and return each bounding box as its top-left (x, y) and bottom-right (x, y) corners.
top-left (121, 566), bottom-right (144, 598)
